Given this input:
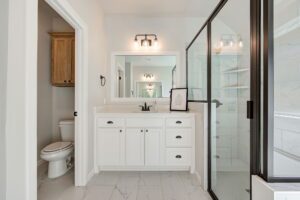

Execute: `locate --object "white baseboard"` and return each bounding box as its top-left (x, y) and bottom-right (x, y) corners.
top-left (37, 159), bottom-right (46, 167)
top-left (87, 169), bottom-right (95, 183)
top-left (195, 171), bottom-right (202, 187)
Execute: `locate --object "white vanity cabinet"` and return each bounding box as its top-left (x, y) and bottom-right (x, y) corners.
top-left (96, 118), bottom-right (126, 166)
top-left (125, 128), bottom-right (161, 166)
top-left (97, 128), bottom-right (124, 166)
top-left (125, 128), bottom-right (145, 166)
top-left (94, 112), bottom-right (195, 173)
top-left (144, 128), bottom-right (161, 166)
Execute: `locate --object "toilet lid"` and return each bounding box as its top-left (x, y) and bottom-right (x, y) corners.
top-left (42, 142), bottom-right (73, 153)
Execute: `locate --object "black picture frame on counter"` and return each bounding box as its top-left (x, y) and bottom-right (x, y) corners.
top-left (170, 88), bottom-right (188, 111)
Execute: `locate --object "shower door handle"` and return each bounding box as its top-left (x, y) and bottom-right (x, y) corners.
top-left (247, 101), bottom-right (254, 119)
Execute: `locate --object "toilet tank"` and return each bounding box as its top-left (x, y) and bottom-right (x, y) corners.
top-left (59, 120), bottom-right (74, 142)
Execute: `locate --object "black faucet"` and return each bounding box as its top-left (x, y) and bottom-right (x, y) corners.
top-left (139, 102), bottom-right (152, 111)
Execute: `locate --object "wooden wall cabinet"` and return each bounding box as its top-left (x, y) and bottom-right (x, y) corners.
top-left (50, 32), bottom-right (75, 87)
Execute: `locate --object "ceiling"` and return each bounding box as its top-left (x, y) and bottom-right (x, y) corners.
top-left (98, 0), bottom-right (220, 17)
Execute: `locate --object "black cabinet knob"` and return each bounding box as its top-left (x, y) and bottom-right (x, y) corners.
top-left (64, 80), bottom-right (67, 83)
top-left (176, 121), bottom-right (182, 124)
top-left (107, 121), bottom-right (114, 124)
top-left (146, 130), bottom-right (148, 133)
top-left (175, 155), bottom-right (182, 159)
top-left (176, 135), bottom-right (182, 139)
top-left (120, 130), bottom-right (122, 132)
top-left (141, 130), bottom-right (143, 132)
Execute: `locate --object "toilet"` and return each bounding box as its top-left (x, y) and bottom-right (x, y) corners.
top-left (41, 120), bottom-right (74, 179)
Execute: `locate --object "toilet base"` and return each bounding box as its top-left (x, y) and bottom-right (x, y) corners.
top-left (48, 156), bottom-right (73, 179)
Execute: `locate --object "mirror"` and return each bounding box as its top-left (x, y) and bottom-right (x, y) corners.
top-left (112, 54), bottom-right (177, 99)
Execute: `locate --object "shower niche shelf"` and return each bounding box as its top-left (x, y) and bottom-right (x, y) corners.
top-left (222, 67), bottom-right (249, 74)
top-left (222, 85), bottom-right (249, 90)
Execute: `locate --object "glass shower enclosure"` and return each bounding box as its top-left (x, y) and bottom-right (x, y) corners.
top-left (187, 0), bottom-right (251, 199)
top-left (210, 1), bottom-right (250, 199)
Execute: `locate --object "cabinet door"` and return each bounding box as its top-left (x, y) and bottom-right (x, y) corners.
top-left (97, 128), bottom-right (123, 166)
top-left (125, 128), bottom-right (144, 166)
top-left (145, 128), bottom-right (161, 166)
top-left (70, 38), bottom-right (75, 84)
top-left (52, 38), bottom-right (72, 85)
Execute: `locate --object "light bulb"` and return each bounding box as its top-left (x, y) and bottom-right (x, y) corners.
top-left (239, 40), bottom-right (243, 48)
top-left (134, 39), bottom-right (139, 48)
top-left (154, 38), bottom-right (158, 48)
top-left (220, 40), bottom-right (224, 47)
top-left (142, 39), bottom-right (149, 47)
top-left (230, 40), bottom-right (234, 47)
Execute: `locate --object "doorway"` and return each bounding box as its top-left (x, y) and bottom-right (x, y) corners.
top-left (38, 0), bottom-right (89, 187)
top-left (37, 0), bottom-right (76, 190)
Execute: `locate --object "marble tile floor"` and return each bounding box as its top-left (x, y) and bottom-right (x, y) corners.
top-left (38, 169), bottom-right (212, 200)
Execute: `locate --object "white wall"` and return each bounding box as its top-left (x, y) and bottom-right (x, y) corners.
top-left (273, 114), bottom-right (300, 177)
top-left (38, 2), bottom-right (53, 161)
top-left (65, 0), bottom-right (107, 174)
top-left (5, 0), bottom-right (38, 199)
top-left (37, 2), bottom-right (75, 163)
top-left (189, 102), bottom-right (207, 189)
top-left (0, 0), bottom-right (9, 198)
top-left (104, 15), bottom-right (205, 103)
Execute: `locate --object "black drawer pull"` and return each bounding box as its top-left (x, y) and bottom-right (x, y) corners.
top-left (107, 121), bottom-right (114, 124)
top-left (176, 121), bottom-right (182, 124)
top-left (176, 135), bottom-right (182, 139)
top-left (141, 130), bottom-right (143, 132)
top-left (175, 155), bottom-right (182, 159)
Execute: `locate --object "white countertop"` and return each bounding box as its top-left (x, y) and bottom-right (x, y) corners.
top-left (94, 105), bottom-right (196, 116)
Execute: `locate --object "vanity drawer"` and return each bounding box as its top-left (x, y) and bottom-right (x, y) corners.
top-left (166, 129), bottom-right (192, 147)
top-left (166, 118), bottom-right (193, 128)
top-left (166, 148), bottom-right (191, 166)
top-left (97, 118), bottom-right (125, 128)
top-left (126, 118), bottom-right (163, 128)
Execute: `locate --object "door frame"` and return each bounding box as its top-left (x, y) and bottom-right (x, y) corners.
top-left (45, 0), bottom-right (89, 186)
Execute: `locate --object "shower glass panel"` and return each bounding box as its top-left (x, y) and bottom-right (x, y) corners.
top-left (272, 0), bottom-right (300, 178)
top-left (187, 27), bottom-right (208, 101)
top-left (210, 0), bottom-right (250, 199)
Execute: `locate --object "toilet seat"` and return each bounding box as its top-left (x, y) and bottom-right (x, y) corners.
top-left (41, 142), bottom-right (73, 154)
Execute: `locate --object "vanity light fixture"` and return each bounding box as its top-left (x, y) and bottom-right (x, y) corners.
top-left (134, 34), bottom-right (158, 48)
top-left (219, 34), bottom-right (243, 48)
top-left (144, 73), bottom-right (154, 80)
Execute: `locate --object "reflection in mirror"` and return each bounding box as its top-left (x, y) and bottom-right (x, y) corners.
top-left (114, 55), bottom-right (176, 99)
